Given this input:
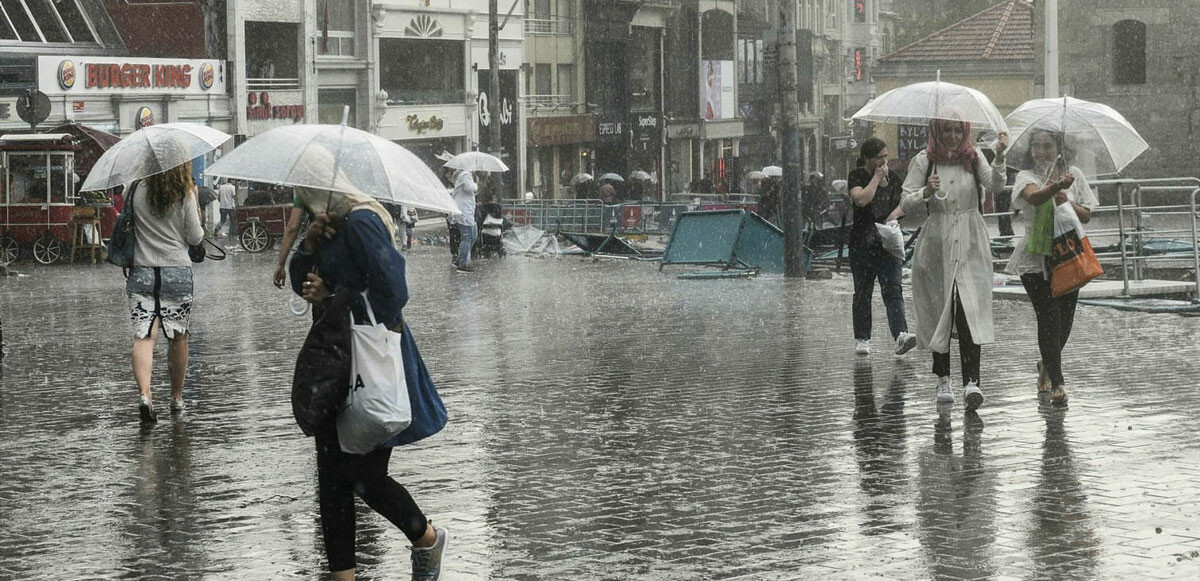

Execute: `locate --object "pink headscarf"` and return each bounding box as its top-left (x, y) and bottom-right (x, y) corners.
top-left (927, 116), bottom-right (978, 172)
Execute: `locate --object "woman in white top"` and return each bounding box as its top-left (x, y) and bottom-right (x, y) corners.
top-left (898, 115), bottom-right (1008, 411)
top-left (1005, 129), bottom-right (1097, 405)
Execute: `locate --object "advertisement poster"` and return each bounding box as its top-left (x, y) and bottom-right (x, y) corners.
top-left (701, 60), bottom-right (735, 120)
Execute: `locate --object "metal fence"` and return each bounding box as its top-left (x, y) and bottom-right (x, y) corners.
top-left (500, 199), bottom-right (606, 233)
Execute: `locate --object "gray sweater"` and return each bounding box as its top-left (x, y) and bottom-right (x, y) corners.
top-left (131, 182), bottom-right (205, 267)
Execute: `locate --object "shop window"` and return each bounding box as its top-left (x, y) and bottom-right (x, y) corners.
top-left (319, 0), bottom-right (355, 57)
top-left (1113, 20), bottom-right (1146, 85)
top-left (25, 0), bottom-right (69, 42)
top-left (556, 63), bottom-right (574, 100)
top-left (700, 9), bottom-right (734, 61)
top-left (379, 38), bottom-right (464, 105)
top-left (52, 0), bottom-right (97, 43)
top-left (246, 21), bottom-right (300, 89)
top-left (535, 64), bottom-right (551, 95)
top-left (318, 89), bottom-right (357, 125)
top-left (853, 0), bottom-right (866, 23)
top-left (1, 0), bottom-right (42, 42)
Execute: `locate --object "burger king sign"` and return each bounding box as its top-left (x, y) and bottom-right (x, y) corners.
top-left (37, 56), bottom-right (226, 96)
top-left (58, 60), bottom-right (76, 90)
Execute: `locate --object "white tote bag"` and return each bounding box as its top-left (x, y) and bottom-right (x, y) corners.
top-left (336, 295), bottom-right (412, 454)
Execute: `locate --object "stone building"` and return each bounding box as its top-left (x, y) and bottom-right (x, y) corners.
top-left (1037, 0), bottom-right (1198, 178)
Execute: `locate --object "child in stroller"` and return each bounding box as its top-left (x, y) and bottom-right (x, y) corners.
top-left (474, 199), bottom-right (508, 259)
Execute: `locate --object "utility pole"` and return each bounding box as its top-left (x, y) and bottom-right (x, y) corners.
top-left (1044, 0), bottom-right (1059, 98)
top-left (775, 0), bottom-right (805, 277)
top-left (488, 0), bottom-right (502, 156)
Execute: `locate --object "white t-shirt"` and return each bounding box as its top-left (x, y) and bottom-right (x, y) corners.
top-left (218, 183), bottom-right (237, 209)
top-left (1006, 166), bottom-right (1099, 277)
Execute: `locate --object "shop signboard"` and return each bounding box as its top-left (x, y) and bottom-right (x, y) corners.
top-left (37, 56), bottom-right (225, 96)
top-left (701, 60), bottom-right (735, 120)
top-left (595, 115), bottom-right (625, 142)
top-left (476, 70), bottom-right (518, 159)
top-left (528, 115), bottom-right (595, 146)
top-left (630, 114), bottom-right (661, 146)
top-left (897, 124), bottom-right (929, 162)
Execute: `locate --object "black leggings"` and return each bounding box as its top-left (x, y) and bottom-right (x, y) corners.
top-left (316, 433), bottom-right (427, 572)
top-left (1020, 272), bottom-right (1079, 388)
top-left (932, 287), bottom-right (982, 386)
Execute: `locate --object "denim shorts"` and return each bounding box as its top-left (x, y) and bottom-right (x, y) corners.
top-left (126, 266), bottom-right (194, 339)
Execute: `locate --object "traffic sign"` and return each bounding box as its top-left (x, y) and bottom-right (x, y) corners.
top-left (16, 90), bottom-right (50, 127)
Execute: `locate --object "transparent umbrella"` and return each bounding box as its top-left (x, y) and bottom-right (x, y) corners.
top-left (444, 151), bottom-right (509, 172)
top-left (1005, 96), bottom-right (1149, 176)
top-left (204, 124), bottom-right (458, 215)
top-left (746, 170), bottom-right (767, 180)
top-left (629, 170), bottom-right (653, 181)
top-left (851, 78), bottom-right (1008, 132)
top-left (570, 173), bottom-right (594, 185)
top-left (80, 123), bottom-right (231, 191)
top-left (762, 166), bottom-right (783, 178)
top-left (599, 173), bottom-right (624, 182)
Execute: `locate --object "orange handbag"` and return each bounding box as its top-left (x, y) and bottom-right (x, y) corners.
top-left (1049, 203), bottom-right (1103, 298)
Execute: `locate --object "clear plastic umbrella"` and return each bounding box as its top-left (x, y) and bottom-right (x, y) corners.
top-left (629, 170), bottom-right (653, 181)
top-left (80, 123), bottom-right (231, 191)
top-left (570, 173), bottom-right (594, 185)
top-left (762, 166), bottom-right (783, 177)
top-left (1005, 96), bottom-right (1149, 176)
top-left (851, 78), bottom-right (1008, 132)
top-left (444, 151), bottom-right (509, 172)
top-left (599, 173), bottom-right (624, 182)
top-left (746, 170), bottom-right (767, 180)
top-left (204, 124), bottom-right (459, 215)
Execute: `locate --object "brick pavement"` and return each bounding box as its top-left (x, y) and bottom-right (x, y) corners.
top-left (0, 248), bottom-right (1199, 580)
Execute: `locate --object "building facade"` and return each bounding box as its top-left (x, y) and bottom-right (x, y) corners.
top-left (1037, 0), bottom-right (1195, 179)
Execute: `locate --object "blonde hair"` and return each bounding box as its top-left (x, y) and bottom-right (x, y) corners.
top-left (146, 161), bottom-right (194, 218)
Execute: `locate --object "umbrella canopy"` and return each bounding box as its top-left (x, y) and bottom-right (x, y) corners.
top-left (851, 79), bottom-right (1008, 132)
top-left (204, 124), bottom-right (458, 215)
top-left (599, 173), bottom-right (624, 182)
top-left (762, 166), bottom-right (783, 178)
top-left (1005, 96), bottom-right (1149, 176)
top-left (629, 170), bottom-right (653, 181)
top-left (570, 173), bottom-right (594, 185)
top-left (80, 123), bottom-right (231, 191)
top-left (746, 170), bottom-right (767, 180)
top-left (46, 123), bottom-right (120, 176)
top-left (444, 151), bottom-right (509, 172)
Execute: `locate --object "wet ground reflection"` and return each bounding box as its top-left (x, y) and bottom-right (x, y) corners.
top-left (1, 248), bottom-right (1199, 578)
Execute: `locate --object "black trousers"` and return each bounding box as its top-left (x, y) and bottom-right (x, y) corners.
top-left (316, 432), bottom-right (427, 572)
top-left (932, 288), bottom-right (982, 386)
top-left (1020, 272), bottom-right (1079, 388)
top-left (447, 220), bottom-right (461, 263)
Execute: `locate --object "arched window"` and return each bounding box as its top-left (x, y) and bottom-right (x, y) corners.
top-left (1113, 20), bottom-right (1146, 85)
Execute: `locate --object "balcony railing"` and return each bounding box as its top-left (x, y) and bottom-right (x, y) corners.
top-left (524, 18), bottom-right (574, 35)
top-left (524, 94), bottom-right (575, 113)
top-left (247, 77), bottom-right (301, 90)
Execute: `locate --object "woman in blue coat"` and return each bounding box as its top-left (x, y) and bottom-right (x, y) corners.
top-left (290, 187), bottom-right (448, 581)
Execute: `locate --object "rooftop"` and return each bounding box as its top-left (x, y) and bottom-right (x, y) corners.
top-left (881, 0), bottom-right (1033, 63)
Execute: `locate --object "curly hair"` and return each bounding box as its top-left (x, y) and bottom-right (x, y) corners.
top-left (146, 161), bottom-right (193, 218)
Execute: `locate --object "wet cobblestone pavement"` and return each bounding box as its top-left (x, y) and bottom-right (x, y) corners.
top-left (2, 246), bottom-right (1200, 580)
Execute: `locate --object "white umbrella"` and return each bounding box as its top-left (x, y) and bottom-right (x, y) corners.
top-left (629, 170), bottom-right (653, 181)
top-left (762, 166), bottom-right (783, 178)
top-left (444, 151), bottom-right (509, 172)
top-left (851, 78), bottom-right (1008, 132)
top-left (204, 124), bottom-right (458, 215)
top-left (599, 173), bottom-right (624, 182)
top-left (80, 123), bottom-right (231, 191)
top-left (1005, 96), bottom-right (1149, 176)
top-left (570, 173), bottom-right (594, 185)
top-left (746, 170), bottom-right (767, 180)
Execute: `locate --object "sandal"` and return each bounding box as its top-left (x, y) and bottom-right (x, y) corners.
top-left (1050, 384), bottom-right (1069, 406)
top-left (1037, 360), bottom-right (1052, 394)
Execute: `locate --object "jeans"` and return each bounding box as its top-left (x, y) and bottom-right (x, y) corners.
top-left (457, 223), bottom-right (477, 267)
top-left (850, 246), bottom-right (908, 341)
top-left (932, 286), bottom-right (982, 386)
top-left (216, 208), bottom-right (233, 236)
top-left (1021, 271), bottom-right (1079, 388)
top-left (316, 433), bottom-right (427, 572)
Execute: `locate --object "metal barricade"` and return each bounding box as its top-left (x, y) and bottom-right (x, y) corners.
top-left (500, 199), bottom-right (605, 233)
top-left (984, 177), bottom-right (1200, 299)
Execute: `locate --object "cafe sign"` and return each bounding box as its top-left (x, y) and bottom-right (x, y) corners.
top-left (247, 91), bottom-right (305, 121)
top-left (406, 114), bottom-right (444, 135)
top-left (528, 115), bottom-right (595, 146)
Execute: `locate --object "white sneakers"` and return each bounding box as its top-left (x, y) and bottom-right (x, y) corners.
top-left (935, 376), bottom-right (954, 404)
top-left (964, 381), bottom-right (985, 411)
top-left (857, 333), bottom-right (917, 356)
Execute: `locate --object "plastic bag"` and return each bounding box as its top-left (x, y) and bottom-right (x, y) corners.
top-left (336, 296), bottom-right (412, 454)
top-left (1049, 202), bottom-right (1102, 298)
top-left (874, 220), bottom-right (905, 260)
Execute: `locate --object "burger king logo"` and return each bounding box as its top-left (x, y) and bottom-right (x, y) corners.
top-left (135, 106), bottom-right (155, 129)
top-left (198, 62), bottom-right (214, 90)
top-left (58, 60), bottom-right (76, 90)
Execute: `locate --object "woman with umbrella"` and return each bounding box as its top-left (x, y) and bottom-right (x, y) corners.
top-left (127, 146), bottom-right (205, 424)
top-left (290, 187), bottom-right (448, 580)
top-left (1006, 131), bottom-right (1096, 405)
top-left (899, 112), bottom-right (1008, 410)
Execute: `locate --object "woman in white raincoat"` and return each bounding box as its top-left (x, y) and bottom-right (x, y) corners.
top-left (898, 115), bottom-right (1008, 411)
